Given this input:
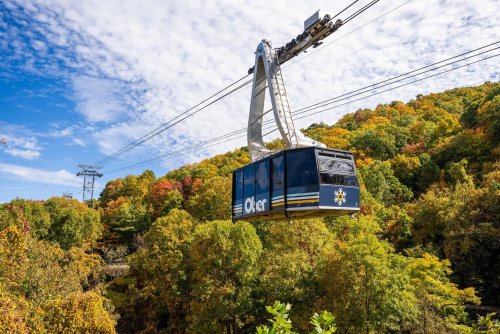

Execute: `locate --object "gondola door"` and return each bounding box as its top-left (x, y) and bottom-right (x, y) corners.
top-left (255, 160), bottom-right (270, 214)
top-left (242, 165), bottom-right (256, 216)
top-left (271, 154), bottom-right (285, 210)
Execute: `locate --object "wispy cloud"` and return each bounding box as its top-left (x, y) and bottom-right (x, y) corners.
top-left (48, 126), bottom-right (74, 138)
top-left (0, 123), bottom-right (43, 160)
top-left (71, 138), bottom-right (85, 147)
top-left (3, 147), bottom-right (41, 160)
top-left (71, 75), bottom-right (133, 123)
top-left (0, 162), bottom-right (75, 186)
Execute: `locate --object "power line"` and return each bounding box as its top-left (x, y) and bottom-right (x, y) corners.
top-left (104, 78), bottom-right (252, 160)
top-left (252, 0), bottom-right (416, 127)
top-left (104, 38), bottom-right (499, 176)
top-left (103, 46), bottom-right (498, 174)
top-left (236, 53), bottom-right (500, 150)
top-left (289, 45), bottom-right (500, 117)
top-left (283, 0), bottom-right (414, 70)
top-left (105, 49), bottom-right (498, 174)
top-left (63, 175), bottom-right (79, 194)
top-left (342, 0), bottom-right (381, 24)
top-left (95, 1), bottom-right (383, 166)
top-left (330, 0), bottom-right (363, 21)
top-left (96, 74), bottom-right (252, 165)
top-left (105, 130), bottom-right (259, 174)
top-left (294, 54), bottom-right (499, 121)
top-left (253, 42), bottom-right (500, 131)
top-left (104, 127), bottom-right (258, 174)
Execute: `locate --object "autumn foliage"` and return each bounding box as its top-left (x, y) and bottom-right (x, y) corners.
top-left (1, 82), bottom-right (499, 333)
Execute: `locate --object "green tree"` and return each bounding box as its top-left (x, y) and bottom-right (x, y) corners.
top-left (319, 216), bottom-right (417, 334)
top-left (107, 209), bottom-right (196, 333)
top-left (259, 220), bottom-right (335, 330)
top-left (101, 196), bottom-right (150, 246)
top-left (407, 254), bottom-right (479, 334)
top-left (416, 153), bottom-right (440, 192)
top-left (471, 313), bottom-right (500, 334)
top-left (141, 209), bottom-right (195, 332)
top-left (411, 169), bottom-right (500, 305)
top-left (146, 179), bottom-right (183, 218)
top-left (351, 129), bottom-right (397, 160)
top-left (0, 289), bottom-right (45, 334)
top-left (44, 197), bottom-right (102, 250)
top-left (0, 225), bottom-right (29, 292)
top-left (361, 160), bottom-right (413, 206)
top-left (189, 220), bottom-right (262, 333)
top-left (448, 158), bottom-right (473, 186)
top-left (390, 154), bottom-right (421, 189)
top-left (0, 199), bottom-right (51, 240)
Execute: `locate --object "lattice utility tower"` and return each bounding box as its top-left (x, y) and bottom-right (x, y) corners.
top-left (76, 164), bottom-right (103, 202)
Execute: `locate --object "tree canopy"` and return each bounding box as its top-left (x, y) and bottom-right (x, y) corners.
top-left (1, 82), bottom-right (499, 334)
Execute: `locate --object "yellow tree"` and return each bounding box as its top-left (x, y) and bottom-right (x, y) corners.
top-left (185, 176), bottom-right (232, 221)
top-left (43, 291), bottom-right (116, 334)
top-left (407, 254), bottom-right (479, 334)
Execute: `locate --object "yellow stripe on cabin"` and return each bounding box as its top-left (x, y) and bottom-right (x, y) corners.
top-left (287, 199), bottom-right (319, 205)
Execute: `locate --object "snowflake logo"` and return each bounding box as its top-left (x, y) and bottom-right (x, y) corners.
top-left (334, 188), bottom-right (347, 206)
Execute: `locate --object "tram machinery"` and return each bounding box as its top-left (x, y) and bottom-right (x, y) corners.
top-left (232, 10), bottom-right (360, 222)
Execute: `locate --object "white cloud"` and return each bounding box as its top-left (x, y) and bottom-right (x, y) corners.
top-left (48, 126), bottom-right (74, 138)
top-left (71, 138), bottom-right (86, 147)
top-left (0, 162), bottom-right (75, 186)
top-left (3, 148), bottom-right (41, 160)
top-left (3, 0), bottom-right (499, 171)
top-left (0, 124), bottom-right (43, 160)
top-left (71, 75), bottom-right (133, 123)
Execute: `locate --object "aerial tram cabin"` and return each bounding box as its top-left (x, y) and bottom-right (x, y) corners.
top-left (232, 147), bottom-right (359, 221)
top-left (232, 10), bottom-right (360, 222)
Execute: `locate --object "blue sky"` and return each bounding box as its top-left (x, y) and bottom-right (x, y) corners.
top-left (0, 0), bottom-right (499, 203)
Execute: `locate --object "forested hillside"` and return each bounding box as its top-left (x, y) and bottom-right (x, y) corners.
top-left (1, 82), bottom-right (498, 333)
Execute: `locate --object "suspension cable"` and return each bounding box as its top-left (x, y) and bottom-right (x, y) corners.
top-left (95, 0), bottom-right (385, 166)
top-left (96, 74), bottom-right (252, 165)
top-left (103, 47), bottom-right (498, 174)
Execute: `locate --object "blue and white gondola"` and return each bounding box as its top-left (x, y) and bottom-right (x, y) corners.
top-left (232, 147), bottom-right (360, 221)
